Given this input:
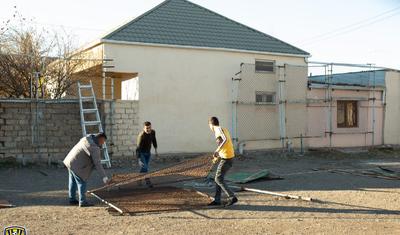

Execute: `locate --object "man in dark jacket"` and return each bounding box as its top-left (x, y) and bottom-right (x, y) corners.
top-left (63, 132), bottom-right (109, 207)
top-left (136, 121), bottom-right (158, 173)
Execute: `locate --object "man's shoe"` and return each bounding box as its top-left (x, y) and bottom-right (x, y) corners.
top-left (225, 197), bottom-right (238, 207)
top-left (145, 178), bottom-right (153, 188)
top-left (208, 200), bottom-right (222, 206)
top-left (69, 199), bottom-right (79, 205)
top-left (79, 202), bottom-right (94, 207)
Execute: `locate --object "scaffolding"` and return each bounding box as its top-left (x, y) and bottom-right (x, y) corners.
top-left (232, 61), bottom-right (387, 152)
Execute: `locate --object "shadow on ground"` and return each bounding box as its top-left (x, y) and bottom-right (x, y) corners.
top-left (1, 150), bottom-right (400, 213)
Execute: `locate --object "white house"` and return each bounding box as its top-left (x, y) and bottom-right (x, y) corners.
top-left (75, 0), bottom-right (310, 154)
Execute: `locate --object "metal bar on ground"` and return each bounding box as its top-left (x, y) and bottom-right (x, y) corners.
top-left (89, 192), bottom-right (124, 214)
top-left (233, 186), bottom-right (314, 202)
top-left (0, 204), bottom-right (15, 208)
top-left (0, 201), bottom-right (15, 208)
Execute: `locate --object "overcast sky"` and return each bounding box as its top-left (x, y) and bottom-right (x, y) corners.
top-left (1, 0), bottom-right (399, 71)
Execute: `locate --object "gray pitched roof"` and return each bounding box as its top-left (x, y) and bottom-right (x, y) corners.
top-left (103, 0), bottom-right (309, 56)
top-left (309, 70), bottom-right (386, 87)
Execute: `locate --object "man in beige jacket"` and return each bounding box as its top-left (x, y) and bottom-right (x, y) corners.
top-left (63, 132), bottom-right (109, 207)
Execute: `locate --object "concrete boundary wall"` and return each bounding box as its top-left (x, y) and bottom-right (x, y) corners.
top-left (0, 99), bottom-right (139, 164)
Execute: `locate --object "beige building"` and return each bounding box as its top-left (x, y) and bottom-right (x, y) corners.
top-left (306, 69), bottom-right (400, 148)
top-left (73, 0), bottom-right (310, 153)
top-left (384, 70), bottom-right (400, 145)
top-left (307, 71), bottom-right (386, 148)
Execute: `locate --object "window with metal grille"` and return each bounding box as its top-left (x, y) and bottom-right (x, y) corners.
top-left (255, 60), bottom-right (275, 73)
top-left (255, 91), bottom-right (275, 104)
top-left (337, 100), bottom-right (358, 128)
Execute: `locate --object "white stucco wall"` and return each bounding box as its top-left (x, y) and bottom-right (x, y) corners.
top-left (121, 77), bottom-right (139, 100)
top-left (384, 71), bottom-right (400, 145)
top-left (103, 42), bottom-right (307, 153)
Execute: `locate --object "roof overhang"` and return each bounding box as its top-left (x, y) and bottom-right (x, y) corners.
top-left (100, 39), bottom-right (311, 58)
top-left (309, 83), bottom-right (385, 91)
top-left (74, 64), bottom-right (137, 80)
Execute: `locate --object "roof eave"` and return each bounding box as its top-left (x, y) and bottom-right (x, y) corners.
top-left (309, 83), bottom-right (385, 90)
top-left (100, 39), bottom-right (311, 58)
top-left (69, 39), bottom-right (103, 57)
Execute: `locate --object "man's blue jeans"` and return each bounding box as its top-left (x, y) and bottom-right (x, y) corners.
top-left (138, 152), bottom-right (151, 173)
top-left (68, 170), bottom-right (87, 204)
top-left (214, 159), bottom-right (235, 203)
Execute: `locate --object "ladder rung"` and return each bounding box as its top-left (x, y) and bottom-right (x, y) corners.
top-left (82, 108), bottom-right (97, 113)
top-left (79, 85), bottom-right (92, 89)
top-left (84, 121), bottom-right (101, 126)
top-left (81, 96), bottom-right (94, 100)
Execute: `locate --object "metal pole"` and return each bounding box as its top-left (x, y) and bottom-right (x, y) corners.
top-left (34, 72), bottom-right (39, 100)
top-left (278, 65), bottom-right (287, 150)
top-left (371, 65), bottom-right (376, 146)
top-left (102, 71), bottom-right (106, 100)
top-left (102, 53), bottom-right (107, 100)
top-left (111, 78), bottom-right (114, 100)
top-left (30, 76), bottom-right (33, 99)
top-left (324, 65), bottom-right (332, 147)
top-left (381, 87), bottom-right (386, 145)
top-left (309, 61), bottom-right (387, 69)
top-left (89, 192), bottom-right (124, 214)
top-left (110, 99), bottom-right (114, 146)
top-left (300, 134), bottom-right (304, 155)
top-left (328, 64), bottom-right (333, 148)
top-left (232, 186), bottom-right (314, 202)
top-left (325, 64), bottom-right (333, 148)
top-left (34, 72), bottom-right (39, 143)
top-left (231, 77), bottom-right (236, 148)
top-left (231, 77), bottom-right (240, 149)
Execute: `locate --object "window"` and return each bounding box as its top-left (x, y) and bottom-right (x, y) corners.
top-left (337, 101), bottom-right (358, 128)
top-left (255, 60), bottom-right (275, 73)
top-left (255, 91), bottom-right (275, 104)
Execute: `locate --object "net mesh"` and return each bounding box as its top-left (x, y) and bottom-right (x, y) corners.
top-left (90, 154), bottom-right (214, 214)
top-left (94, 187), bottom-right (212, 215)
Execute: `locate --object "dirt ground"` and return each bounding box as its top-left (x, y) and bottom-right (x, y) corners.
top-left (1, 149), bottom-right (400, 235)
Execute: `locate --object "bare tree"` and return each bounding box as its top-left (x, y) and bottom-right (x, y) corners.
top-left (0, 7), bottom-right (100, 99)
top-left (45, 35), bottom-right (101, 99)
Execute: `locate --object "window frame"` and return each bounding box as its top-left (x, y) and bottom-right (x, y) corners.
top-left (337, 100), bottom-right (358, 128)
top-left (255, 60), bottom-right (275, 73)
top-left (255, 91), bottom-right (276, 105)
